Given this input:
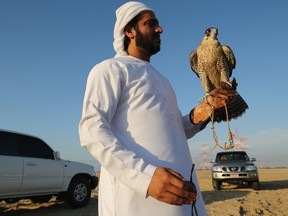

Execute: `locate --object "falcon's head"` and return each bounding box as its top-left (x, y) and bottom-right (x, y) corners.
top-left (204, 27), bottom-right (218, 39)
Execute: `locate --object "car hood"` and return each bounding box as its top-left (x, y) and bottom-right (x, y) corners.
top-left (214, 161), bottom-right (256, 166)
top-left (60, 159), bottom-right (96, 175)
top-left (62, 159), bottom-right (94, 168)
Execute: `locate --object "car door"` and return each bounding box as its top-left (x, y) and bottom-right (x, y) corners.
top-left (0, 131), bottom-right (24, 196)
top-left (18, 134), bottom-right (64, 193)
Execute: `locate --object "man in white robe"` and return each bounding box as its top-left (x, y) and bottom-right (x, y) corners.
top-left (79, 2), bottom-right (235, 216)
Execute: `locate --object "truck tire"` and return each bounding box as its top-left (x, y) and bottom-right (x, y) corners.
top-left (251, 181), bottom-right (260, 190)
top-left (64, 176), bottom-right (91, 208)
top-left (212, 179), bottom-right (221, 190)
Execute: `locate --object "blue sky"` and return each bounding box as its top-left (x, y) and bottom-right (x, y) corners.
top-left (1, 0), bottom-right (287, 171)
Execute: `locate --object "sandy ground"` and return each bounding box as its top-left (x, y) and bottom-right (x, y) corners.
top-left (1, 168), bottom-right (288, 216)
top-left (197, 168), bottom-right (288, 216)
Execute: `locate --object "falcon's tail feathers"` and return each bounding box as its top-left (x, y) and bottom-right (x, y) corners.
top-left (214, 93), bottom-right (248, 123)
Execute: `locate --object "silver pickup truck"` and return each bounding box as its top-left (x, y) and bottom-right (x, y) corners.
top-left (211, 151), bottom-right (260, 190)
top-left (0, 129), bottom-right (98, 208)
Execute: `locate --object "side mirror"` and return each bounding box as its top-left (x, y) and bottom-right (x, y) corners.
top-left (210, 160), bottom-right (215, 163)
top-left (250, 157), bottom-right (256, 162)
top-left (54, 151), bottom-right (61, 160)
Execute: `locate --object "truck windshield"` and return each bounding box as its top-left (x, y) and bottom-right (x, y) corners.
top-left (216, 152), bottom-right (249, 162)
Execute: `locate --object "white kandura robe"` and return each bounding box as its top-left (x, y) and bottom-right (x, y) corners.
top-left (79, 55), bottom-right (207, 216)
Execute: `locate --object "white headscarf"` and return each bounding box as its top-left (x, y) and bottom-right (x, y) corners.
top-left (113, 1), bottom-right (153, 56)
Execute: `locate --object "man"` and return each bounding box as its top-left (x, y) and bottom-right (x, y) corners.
top-left (79, 2), bottom-right (235, 216)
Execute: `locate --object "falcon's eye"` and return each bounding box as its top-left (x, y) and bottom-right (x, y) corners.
top-left (205, 29), bottom-right (211, 34)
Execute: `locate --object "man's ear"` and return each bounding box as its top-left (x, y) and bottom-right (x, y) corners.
top-left (124, 26), bottom-right (135, 39)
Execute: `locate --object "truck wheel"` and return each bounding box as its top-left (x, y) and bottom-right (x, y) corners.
top-left (212, 179), bottom-right (221, 190)
top-left (251, 181), bottom-right (260, 190)
top-left (64, 176), bottom-right (91, 208)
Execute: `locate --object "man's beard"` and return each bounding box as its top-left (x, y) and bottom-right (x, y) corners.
top-left (135, 29), bottom-right (161, 55)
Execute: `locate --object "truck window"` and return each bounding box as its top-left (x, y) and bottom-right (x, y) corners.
top-left (18, 135), bottom-right (54, 159)
top-left (0, 131), bottom-right (18, 156)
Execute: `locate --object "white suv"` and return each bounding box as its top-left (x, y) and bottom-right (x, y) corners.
top-left (0, 130), bottom-right (98, 208)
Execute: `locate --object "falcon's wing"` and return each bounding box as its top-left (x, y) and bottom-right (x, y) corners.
top-left (222, 45), bottom-right (236, 77)
top-left (189, 50), bottom-right (199, 77)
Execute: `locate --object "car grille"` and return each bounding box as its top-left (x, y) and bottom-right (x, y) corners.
top-left (222, 166), bottom-right (246, 172)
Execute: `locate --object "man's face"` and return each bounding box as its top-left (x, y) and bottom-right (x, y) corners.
top-left (134, 11), bottom-right (163, 55)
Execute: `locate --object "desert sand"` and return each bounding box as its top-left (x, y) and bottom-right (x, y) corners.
top-left (1, 168), bottom-right (288, 216)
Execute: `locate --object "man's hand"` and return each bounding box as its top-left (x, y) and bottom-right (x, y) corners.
top-left (206, 85), bottom-right (235, 110)
top-left (192, 86), bottom-right (236, 124)
top-left (147, 167), bottom-right (198, 205)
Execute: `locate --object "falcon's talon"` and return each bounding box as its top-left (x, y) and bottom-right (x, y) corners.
top-left (198, 94), bottom-right (209, 103)
top-left (203, 95), bottom-right (216, 111)
top-left (204, 95), bottom-right (209, 103)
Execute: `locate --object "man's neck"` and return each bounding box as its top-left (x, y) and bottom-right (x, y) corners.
top-left (127, 47), bottom-right (151, 62)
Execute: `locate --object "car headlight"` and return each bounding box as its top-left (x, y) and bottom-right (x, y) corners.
top-left (246, 165), bottom-right (257, 171)
top-left (212, 166), bottom-right (222, 171)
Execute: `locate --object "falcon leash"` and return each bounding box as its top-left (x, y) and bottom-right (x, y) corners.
top-left (206, 97), bottom-right (234, 151)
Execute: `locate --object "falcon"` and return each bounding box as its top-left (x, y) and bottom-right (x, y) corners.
top-left (189, 27), bottom-right (248, 122)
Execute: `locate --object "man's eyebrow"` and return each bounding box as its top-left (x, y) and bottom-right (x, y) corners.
top-left (144, 18), bottom-right (159, 25)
